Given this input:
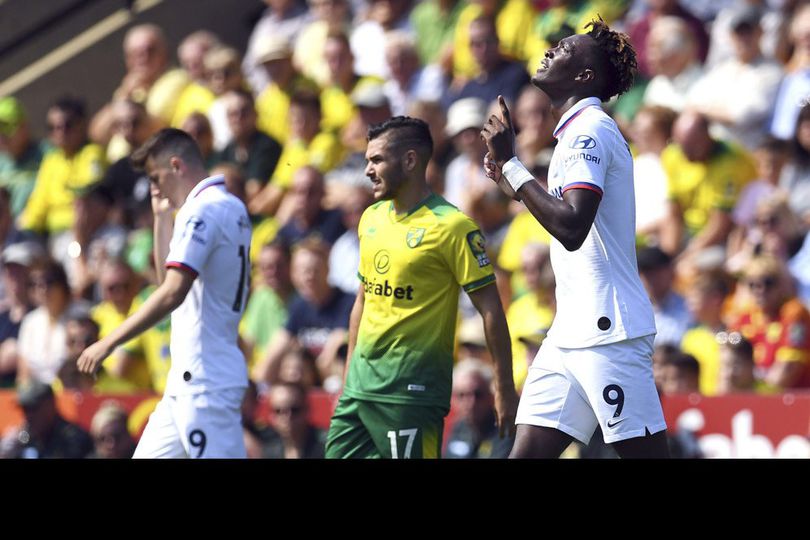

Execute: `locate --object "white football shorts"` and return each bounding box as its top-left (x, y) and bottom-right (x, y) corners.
top-left (133, 388), bottom-right (246, 459)
top-left (515, 334), bottom-right (666, 444)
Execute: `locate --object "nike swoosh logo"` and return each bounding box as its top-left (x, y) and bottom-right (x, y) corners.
top-left (606, 418), bottom-right (625, 428)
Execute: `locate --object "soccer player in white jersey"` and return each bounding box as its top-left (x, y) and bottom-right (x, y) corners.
top-left (78, 128), bottom-right (252, 458)
top-left (480, 18), bottom-right (670, 458)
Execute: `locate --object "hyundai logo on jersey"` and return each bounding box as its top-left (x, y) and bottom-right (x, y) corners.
top-left (569, 135), bottom-right (596, 149)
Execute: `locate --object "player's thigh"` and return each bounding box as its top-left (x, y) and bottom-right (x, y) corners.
top-left (133, 398), bottom-right (186, 459)
top-left (360, 401), bottom-right (445, 459)
top-left (516, 340), bottom-right (598, 445)
top-left (326, 395), bottom-right (380, 459)
top-left (562, 335), bottom-right (667, 445)
top-left (173, 389), bottom-right (247, 459)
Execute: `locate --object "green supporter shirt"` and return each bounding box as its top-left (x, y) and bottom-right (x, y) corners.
top-left (344, 193), bottom-right (495, 410)
top-left (410, 0), bottom-right (468, 65)
top-left (0, 140), bottom-right (50, 217)
top-left (241, 286), bottom-right (289, 359)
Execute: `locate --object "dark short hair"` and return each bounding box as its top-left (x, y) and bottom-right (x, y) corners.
top-left (290, 90), bottom-right (321, 117)
top-left (33, 259), bottom-right (70, 293)
top-left (50, 95), bottom-right (87, 121)
top-left (367, 116), bottom-right (433, 161)
top-left (585, 18), bottom-right (638, 101)
top-left (130, 128), bottom-right (204, 171)
top-left (667, 352), bottom-right (700, 378)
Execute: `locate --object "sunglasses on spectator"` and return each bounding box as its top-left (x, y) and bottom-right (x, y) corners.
top-left (746, 276), bottom-right (777, 290)
top-left (104, 282), bottom-right (129, 293)
top-left (715, 331), bottom-right (743, 346)
top-left (454, 389), bottom-right (487, 400)
top-left (756, 215), bottom-right (778, 228)
top-left (46, 119), bottom-right (75, 133)
top-left (273, 406), bottom-right (303, 416)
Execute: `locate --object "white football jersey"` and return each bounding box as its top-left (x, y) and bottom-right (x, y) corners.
top-left (164, 175), bottom-right (252, 395)
top-left (544, 97), bottom-right (656, 348)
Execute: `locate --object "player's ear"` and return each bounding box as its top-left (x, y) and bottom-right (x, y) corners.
top-left (404, 149), bottom-right (417, 172)
top-left (576, 68), bottom-right (596, 83)
top-left (169, 156), bottom-right (182, 174)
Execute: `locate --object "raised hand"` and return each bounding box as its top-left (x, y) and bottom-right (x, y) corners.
top-left (480, 95), bottom-right (516, 166)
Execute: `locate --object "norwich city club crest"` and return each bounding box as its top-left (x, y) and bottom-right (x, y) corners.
top-left (406, 227), bottom-right (426, 248)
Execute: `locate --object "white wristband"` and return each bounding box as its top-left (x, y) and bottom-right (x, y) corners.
top-left (501, 157), bottom-right (534, 193)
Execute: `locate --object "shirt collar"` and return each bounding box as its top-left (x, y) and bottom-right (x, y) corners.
top-left (186, 174), bottom-right (226, 203)
top-left (553, 97), bottom-right (602, 139)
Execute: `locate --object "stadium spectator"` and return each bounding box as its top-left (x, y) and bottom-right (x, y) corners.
top-left (90, 24), bottom-right (186, 144)
top-left (637, 246), bottom-right (693, 347)
top-left (409, 0), bottom-right (465, 66)
top-left (275, 166), bottom-right (346, 248)
top-left (87, 401), bottom-right (136, 459)
top-left (241, 241), bottom-right (295, 372)
top-left (20, 96), bottom-right (107, 255)
top-left (54, 308), bottom-right (98, 392)
top-left (769, 4), bottom-right (810, 140)
top-left (250, 91), bottom-right (344, 218)
top-left (685, 4), bottom-right (784, 151)
top-left (264, 381), bottom-right (327, 458)
top-left (382, 31), bottom-right (445, 116)
top-left (170, 31), bottom-right (220, 128)
top-left (203, 46), bottom-right (246, 152)
top-left (253, 238), bottom-right (353, 384)
top-left (505, 242), bottom-right (555, 391)
top-left (715, 331), bottom-right (772, 394)
top-left (350, 0), bottom-right (414, 79)
top-left (659, 351), bottom-right (701, 395)
top-left (630, 105), bottom-right (677, 244)
top-left (777, 101), bottom-right (810, 226)
top-left (328, 185), bottom-right (372, 294)
top-left (642, 16), bottom-right (703, 113)
top-left (512, 85), bottom-right (555, 170)
top-left (0, 380), bottom-right (93, 459)
top-left (444, 16), bottom-right (530, 108)
top-left (254, 34), bottom-right (319, 145)
top-left (0, 97), bottom-right (49, 217)
top-left (214, 89), bottom-right (282, 209)
top-left (242, 0), bottom-right (311, 95)
top-left (659, 110), bottom-right (757, 260)
top-left (728, 256), bottom-right (810, 389)
top-left (98, 99), bottom-right (156, 228)
top-left (445, 358), bottom-right (514, 458)
top-left (0, 242), bottom-right (41, 387)
top-left (627, 0), bottom-right (709, 79)
top-left (16, 260), bottom-right (78, 385)
top-left (293, 0), bottom-right (353, 87)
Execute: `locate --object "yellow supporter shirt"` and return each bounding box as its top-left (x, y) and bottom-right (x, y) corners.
top-left (680, 325), bottom-right (720, 396)
top-left (145, 68), bottom-right (190, 125)
top-left (256, 76), bottom-right (320, 145)
top-left (170, 82), bottom-right (216, 127)
top-left (270, 131), bottom-right (345, 189)
top-left (120, 286), bottom-right (172, 394)
top-left (496, 209), bottom-right (551, 297)
top-left (662, 141), bottom-right (757, 236)
top-left (19, 143), bottom-right (106, 234)
top-left (506, 292), bottom-right (554, 391)
top-left (320, 76), bottom-right (382, 134)
top-left (452, 0), bottom-right (536, 79)
top-left (91, 301), bottom-right (153, 393)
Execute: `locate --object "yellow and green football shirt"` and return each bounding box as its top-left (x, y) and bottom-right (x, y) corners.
top-left (344, 193), bottom-right (495, 410)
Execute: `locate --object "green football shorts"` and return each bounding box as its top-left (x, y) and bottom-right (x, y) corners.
top-left (326, 394), bottom-right (445, 459)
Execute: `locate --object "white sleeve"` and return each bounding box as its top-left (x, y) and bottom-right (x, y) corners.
top-left (166, 203), bottom-right (218, 276)
top-left (559, 124), bottom-right (609, 198)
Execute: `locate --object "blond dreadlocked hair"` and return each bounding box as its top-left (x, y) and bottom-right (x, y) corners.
top-left (585, 17), bottom-right (637, 101)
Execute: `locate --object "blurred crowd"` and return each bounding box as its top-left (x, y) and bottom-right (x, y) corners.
top-left (1, 0), bottom-right (810, 458)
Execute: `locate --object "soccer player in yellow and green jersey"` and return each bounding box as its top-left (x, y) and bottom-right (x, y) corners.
top-left (325, 116), bottom-right (517, 459)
